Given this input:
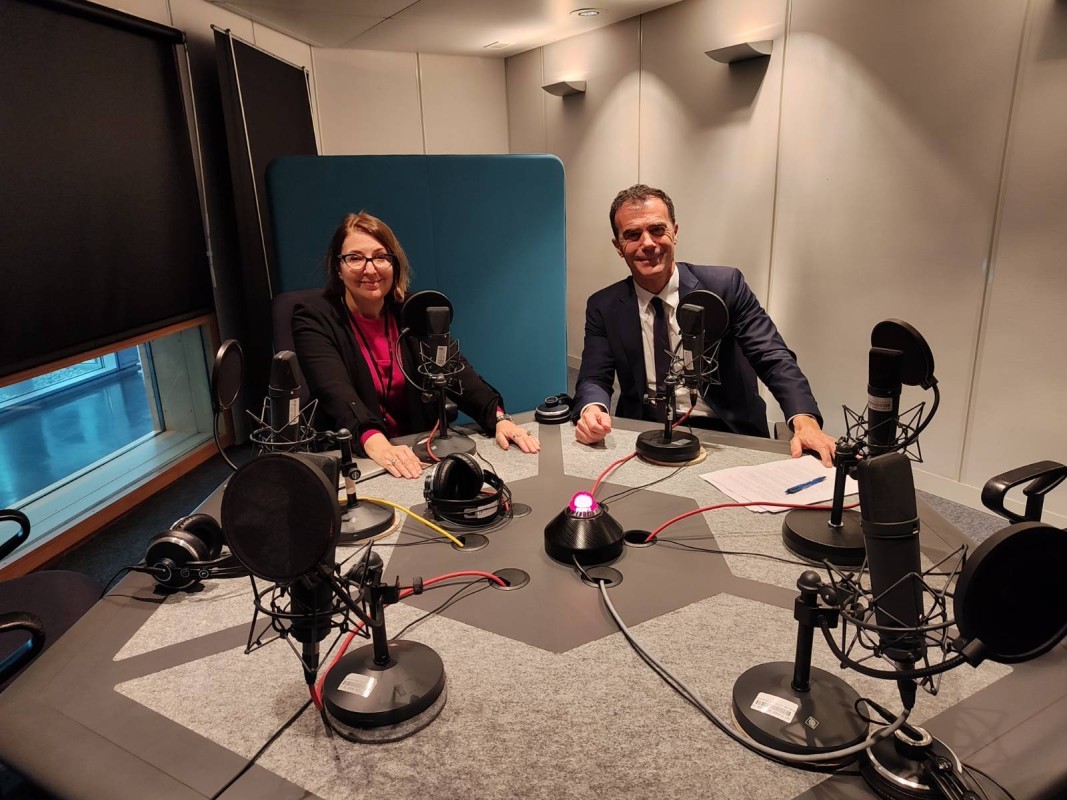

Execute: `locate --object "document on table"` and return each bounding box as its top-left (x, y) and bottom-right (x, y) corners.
top-left (699, 456), bottom-right (858, 513)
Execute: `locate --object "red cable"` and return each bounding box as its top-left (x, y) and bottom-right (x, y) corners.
top-left (313, 570), bottom-right (507, 705)
top-left (426, 420), bottom-right (441, 462)
top-left (592, 452), bottom-right (637, 497)
top-left (643, 500), bottom-right (861, 543)
top-left (590, 407), bottom-right (694, 497)
top-left (309, 683), bottom-right (323, 712)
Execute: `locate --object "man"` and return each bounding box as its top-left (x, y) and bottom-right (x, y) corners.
top-left (573, 184), bottom-right (836, 466)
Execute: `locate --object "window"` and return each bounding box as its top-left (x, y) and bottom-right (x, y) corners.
top-left (0, 321), bottom-right (215, 561)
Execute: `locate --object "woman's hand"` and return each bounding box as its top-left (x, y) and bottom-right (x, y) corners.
top-left (495, 420), bottom-right (541, 454)
top-left (363, 432), bottom-right (424, 479)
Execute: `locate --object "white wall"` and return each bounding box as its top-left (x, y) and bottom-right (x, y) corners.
top-left (313, 49), bottom-right (508, 155)
top-left (506, 0), bottom-right (1067, 522)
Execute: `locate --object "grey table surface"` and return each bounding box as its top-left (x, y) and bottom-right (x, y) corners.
top-left (0, 416), bottom-right (1063, 800)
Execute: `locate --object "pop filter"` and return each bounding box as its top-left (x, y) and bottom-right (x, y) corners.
top-left (953, 520), bottom-right (1067, 665)
top-left (210, 339), bottom-right (244, 413)
top-left (678, 289), bottom-right (729, 342)
top-left (400, 290), bottom-right (453, 336)
top-left (221, 452), bottom-right (341, 583)
top-left (871, 320), bottom-right (935, 389)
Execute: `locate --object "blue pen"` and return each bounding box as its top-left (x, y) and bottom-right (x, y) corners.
top-left (784, 476), bottom-right (826, 495)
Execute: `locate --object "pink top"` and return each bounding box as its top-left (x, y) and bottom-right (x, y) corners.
top-left (347, 311), bottom-right (408, 443)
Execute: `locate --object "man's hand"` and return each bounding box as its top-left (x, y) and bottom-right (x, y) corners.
top-left (575, 405), bottom-right (613, 445)
top-left (789, 415), bottom-right (836, 468)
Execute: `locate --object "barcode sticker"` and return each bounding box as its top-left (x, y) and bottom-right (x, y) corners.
top-left (337, 673), bottom-right (377, 698)
top-left (751, 692), bottom-right (798, 723)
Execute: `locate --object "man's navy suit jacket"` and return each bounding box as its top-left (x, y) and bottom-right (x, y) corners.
top-left (573, 262), bottom-right (821, 438)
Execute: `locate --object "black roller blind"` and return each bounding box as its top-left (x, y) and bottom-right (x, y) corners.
top-left (0, 0), bottom-right (211, 381)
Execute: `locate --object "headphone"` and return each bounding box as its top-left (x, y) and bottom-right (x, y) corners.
top-left (141, 513), bottom-right (248, 590)
top-left (423, 453), bottom-right (510, 527)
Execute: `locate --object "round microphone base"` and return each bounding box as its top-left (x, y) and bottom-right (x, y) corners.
top-left (340, 502), bottom-right (400, 545)
top-left (323, 640), bottom-right (447, 740)
top-left (635, 429), bottom-right (703, 465)
top-left (732, 662), bottom-right (868, 760)
top-left (858, 726), bottom-right (1010, 800)
top-left (782, 509), bottom-right (866, 568)
top-left (415, 432), bottom-right (477, 464)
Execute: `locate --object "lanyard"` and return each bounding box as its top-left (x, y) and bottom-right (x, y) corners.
top-left (348, 309), bottom-right (397, 414)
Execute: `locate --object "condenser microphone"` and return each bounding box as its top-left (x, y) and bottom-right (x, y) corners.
top-left (289, 574), bottom-right (335, 684)
top-left (856, 453), bottom-right (926, 673)
top-left (427, 306), bottom-right (451, 369)
top-left (866, 347), bottom-right (903, 456)
top-left (268, 350), bottom-right (302, 450)
top-left (677, 302), bottom-right (705, 397)
top-left (675, 289), bottom-right (730, 394)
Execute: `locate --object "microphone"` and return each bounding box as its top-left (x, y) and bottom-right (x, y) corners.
top-left (221, 452), bottom-right (347, 687)
top-left (677, 302), bottom-right (705, 400)
top-left (426, 306), bottom-right (451, 370)
top-left (856, 453), bottom-right (926, 702)
top-left (866, 347), bottom-right (903, 456)
top-left (288, 573), bottom-right (336, 685)
top-left (674, 289), bottom-right (729, 395)
top-left (267, 350), bottom-right (303, 451)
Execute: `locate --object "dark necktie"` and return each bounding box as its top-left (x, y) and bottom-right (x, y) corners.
top-left (650, 296), bottom-right (670, 396)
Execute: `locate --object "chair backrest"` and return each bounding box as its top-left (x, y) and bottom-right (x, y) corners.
top-left (270, 289), bottom-right (321, 406)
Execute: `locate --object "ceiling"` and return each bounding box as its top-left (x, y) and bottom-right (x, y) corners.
top-left (210, 0), bottom-right (682, 57)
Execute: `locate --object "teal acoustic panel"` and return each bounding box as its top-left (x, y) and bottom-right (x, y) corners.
top-left (266, 155), bottom-right (567, 415)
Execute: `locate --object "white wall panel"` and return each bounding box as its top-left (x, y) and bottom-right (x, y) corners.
top-left (314, 49), bottom-right (423, 155)
top-left (101, 0), bottom-right (169, 25)
top-left (640, 0), bottom-right (786, 304)
top-left (542, 19), bottom-right (642, 361)
top-left (505, 48), bottom-right (546, 154)
top-left (963, 0), bottom-right (1067, 519)
top-left (419, 54), bottom-right (508, 154)
top-left (769, 0), bottom-right (1026, 479)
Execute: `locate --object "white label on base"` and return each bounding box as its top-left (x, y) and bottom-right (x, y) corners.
top-left (751, 692), bottom-right (798, 723)
top-left (337, 672), bottom-right (377, 698)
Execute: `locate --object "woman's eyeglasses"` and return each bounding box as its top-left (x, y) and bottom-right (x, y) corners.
top-left (339, 253), bottom-right (396, 270)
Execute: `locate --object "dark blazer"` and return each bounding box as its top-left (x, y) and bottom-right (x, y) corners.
top-left (292, 290), bottom-right (504, 455)
top-left (573, 262), bottom-right (821, 438)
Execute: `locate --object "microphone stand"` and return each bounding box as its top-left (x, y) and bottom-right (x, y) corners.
top-left (781, 438), bottom-right (867, 567)
top-left (732, 571), bottom-right (868, 757)
top-left (320, 559), bottom-right (447, 737)
top-left (635, 374), bottom-right (702, 465)
top-left (332, 429), bottom-right (397, 544)
top-left (415, 364), bottom-right (476, 465)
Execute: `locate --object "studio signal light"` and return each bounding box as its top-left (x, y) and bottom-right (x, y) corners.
top-left (544, 492), bottom-right (624, 566)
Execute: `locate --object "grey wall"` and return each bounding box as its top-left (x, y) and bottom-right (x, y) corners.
top-left (507, 0), bottom-right (1067, 522)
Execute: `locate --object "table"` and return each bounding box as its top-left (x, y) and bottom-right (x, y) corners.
top-left (0, 417), bottom-right (1063, 800)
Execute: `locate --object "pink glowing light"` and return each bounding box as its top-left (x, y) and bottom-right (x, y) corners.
top-left (569, 492), bottom-right (597, 513)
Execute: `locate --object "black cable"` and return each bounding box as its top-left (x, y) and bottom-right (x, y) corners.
top-left (209, 698), bottom-right (312, 799)
top-left (604, 588), bottom-right (862, 775)
top-left (390, 579), bottom-right (491, 641)
top-left (656, 538), bottom-right (821, 568)
top-left (962, 763), bottom-right (1014, 800)
top-left (598, 465), bottom-right (686, 507)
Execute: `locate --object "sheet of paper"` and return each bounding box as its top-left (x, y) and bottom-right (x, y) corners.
top-left (699, 456), bottom-right (858, 513)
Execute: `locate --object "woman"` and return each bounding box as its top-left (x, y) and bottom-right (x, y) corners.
top-left (292, 212), bottom-right (539, 479)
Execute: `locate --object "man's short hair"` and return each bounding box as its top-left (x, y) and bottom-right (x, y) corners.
top-left (609, 184), bottom-right (676, 239)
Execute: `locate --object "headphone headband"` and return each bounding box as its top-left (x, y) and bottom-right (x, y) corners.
top-left (424, 454), bottom-right (509, 525)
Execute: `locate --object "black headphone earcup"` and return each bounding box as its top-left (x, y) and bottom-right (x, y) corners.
top-left (433, 453), bottom-right (483, 500)
top-left (172, 513), bottom-right (224, 559)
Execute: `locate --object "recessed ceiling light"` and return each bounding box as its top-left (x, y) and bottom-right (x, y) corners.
top-left (571, 8), bottom-right (601, 17)
top-left (483, 41), bottom-right (511, 49)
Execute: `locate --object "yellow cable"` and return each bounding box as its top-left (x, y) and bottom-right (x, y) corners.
top-left (361, 497), bottom-right (464, 547)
